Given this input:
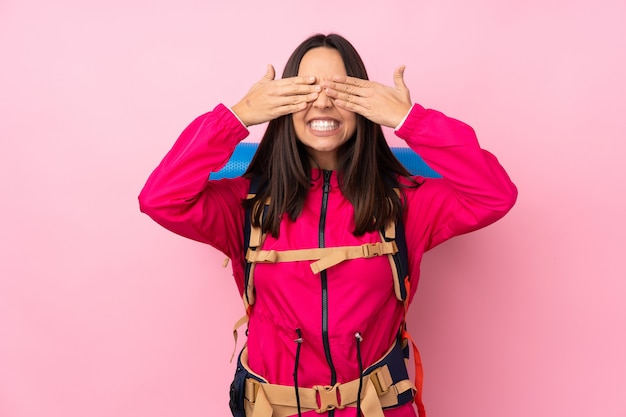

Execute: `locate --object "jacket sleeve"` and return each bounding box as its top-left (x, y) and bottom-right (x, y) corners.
top-left (396, 104), bottom-right (518, 251)
top-left (138, 104), bottom-right (251, 267)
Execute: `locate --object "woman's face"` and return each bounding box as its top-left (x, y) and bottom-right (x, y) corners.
top-left (292, 47), bottom-right (357, 170)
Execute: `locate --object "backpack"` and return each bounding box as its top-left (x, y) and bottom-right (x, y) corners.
top-left (232, 175), bottom-right (426, 417)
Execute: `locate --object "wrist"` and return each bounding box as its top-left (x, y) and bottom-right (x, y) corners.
top-left (230, 103), bottom-right (251, 127)
top-left (228, 104), bottom-right (249, 128)
top-left (394, 104), bottom-right (415, 130)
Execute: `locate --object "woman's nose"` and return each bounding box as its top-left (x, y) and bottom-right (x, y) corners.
top-left (312, 88), bottom-right (332, 109)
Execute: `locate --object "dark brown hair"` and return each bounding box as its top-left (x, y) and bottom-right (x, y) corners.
top-left (243, 33), bottom-right (418, 237)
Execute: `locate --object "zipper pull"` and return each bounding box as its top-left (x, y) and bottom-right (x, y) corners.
top-left (323, 170), bottom-right (332, 193)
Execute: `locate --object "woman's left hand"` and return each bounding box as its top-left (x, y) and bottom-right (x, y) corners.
top-left (322, 66), bottom-right (412, 128)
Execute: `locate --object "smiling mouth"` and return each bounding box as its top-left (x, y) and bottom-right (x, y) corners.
top-left (308, 119), bottom-right (340, 131)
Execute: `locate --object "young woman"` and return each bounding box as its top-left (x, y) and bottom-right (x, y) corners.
top-left (139, 33), bottom-right (517, 417)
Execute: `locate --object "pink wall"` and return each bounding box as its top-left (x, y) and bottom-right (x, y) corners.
top-left (1, 1), bottom-right (625, 416)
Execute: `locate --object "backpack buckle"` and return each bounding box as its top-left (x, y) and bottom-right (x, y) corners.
top-left (313, 383), bottom-right (345, 413)
top-left (369, 365), bottom-right (394, 396)
top-left (362, 243), bottom-right (382, 258)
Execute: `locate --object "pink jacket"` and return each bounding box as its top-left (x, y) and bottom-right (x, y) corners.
top-left (139, 103), bottom-right (517, 417)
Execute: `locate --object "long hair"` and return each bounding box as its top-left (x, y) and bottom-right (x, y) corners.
top-left (243, 33), bottom-right (418, 237)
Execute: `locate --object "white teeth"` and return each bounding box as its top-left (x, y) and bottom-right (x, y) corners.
top-left (309, 120), bottom-right (339, 131)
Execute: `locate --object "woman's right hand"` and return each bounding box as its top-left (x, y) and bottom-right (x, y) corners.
top-left (231, 65), bottom-right (321, 127)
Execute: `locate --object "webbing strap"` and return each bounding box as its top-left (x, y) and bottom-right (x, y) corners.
top-left (245, 241), bottom-right (398, 274)
top-left (248, 198), bottom-right (267, 249)
top-left (244, 368), bottom-right (414, 417)
top-left (384, 221), bottom-right (396, 240)
top-left (249, 225), bottom-right (263, 248)
top-left (230, 314), bottom-right (249, 363)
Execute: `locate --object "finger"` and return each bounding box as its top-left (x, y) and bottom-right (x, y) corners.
top-left (266, 89), bottom-right (318, 109)
top-left (322, 87), bottom-right (341, 100)
top-left (276, 82), bottom-right (321, 96)
top-left (287, 90), bottom-right (319, 105)
top-left (323, 86), bottom-right (363, 102)
top-left (330, 74), bottom-right (367, 87)
top-left (274, 101), bottom-right (310, 117)
top-left (394, 65), bottom-right (407, 90)
top-left (333, 97), bottom-right (367, 115)
top-left (323, 79), bottom-right (368, 97)
top-left (280, 75), bottom-right (317, 86)
top-left (264, 64), bottom-right (276, 81)
top-left (323, 85), bottom-right (365, 102)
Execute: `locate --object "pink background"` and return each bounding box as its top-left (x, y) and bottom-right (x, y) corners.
top-left (1, 1), bottom-right (625, 416)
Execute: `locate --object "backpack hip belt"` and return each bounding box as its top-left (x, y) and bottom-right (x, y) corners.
top-left (236, 339), bottom-right (415, 417)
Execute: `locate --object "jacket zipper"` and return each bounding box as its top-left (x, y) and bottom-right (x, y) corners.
top-left (319, 170), bottom-right (337, 395)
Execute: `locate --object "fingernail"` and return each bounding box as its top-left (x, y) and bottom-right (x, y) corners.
top-left (308, 76), bottom-right (315, 82)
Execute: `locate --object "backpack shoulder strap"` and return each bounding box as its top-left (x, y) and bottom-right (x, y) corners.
top-left (243, 176), bottom-right (264, 255)
top-left (381, 186), bottom-right (410, 302)
top-left (243, 176), bottom-right (268, 307)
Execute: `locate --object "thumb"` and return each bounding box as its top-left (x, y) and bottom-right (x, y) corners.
top-left (263, 64), bottom-right (276, 81)
top-left (393, 65), bottom-right (407, 90)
